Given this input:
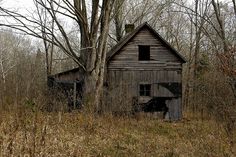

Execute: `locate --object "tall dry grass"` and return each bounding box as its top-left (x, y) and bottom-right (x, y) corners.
top-left (0, 105), bottom-right (235, 157)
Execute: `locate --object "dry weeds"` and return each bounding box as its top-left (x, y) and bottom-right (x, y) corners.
top-left (0, 109), bottom-right (235, 157)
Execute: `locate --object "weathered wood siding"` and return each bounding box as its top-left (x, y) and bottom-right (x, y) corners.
top-left (106, 27), bottom-right (183, 120)
top-left (107, 70), bottom-right (181, 99)
top-left (166, 98), bottom-right (182, 121)
top-left (106, 69), bottom-right (182, 119)
top-left (108, 27), bottom-right (182, 70)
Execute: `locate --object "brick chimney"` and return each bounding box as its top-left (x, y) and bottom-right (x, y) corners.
top-left (125, 24), bottom-right (135, 34)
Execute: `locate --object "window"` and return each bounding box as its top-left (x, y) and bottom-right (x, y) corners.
top-left (139, 84), bottom-right (151, 96)
top-left (139, 45), bottom-right (150, 60)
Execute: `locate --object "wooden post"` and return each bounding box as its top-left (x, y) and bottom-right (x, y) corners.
top-left (73, 82), bottom-right (76, 110)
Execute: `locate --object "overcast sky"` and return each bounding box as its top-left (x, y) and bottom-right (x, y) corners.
top-left (1, 0), bottom-right (36, 16)
top-left (0, 0), bottom-right (232, 25)
top-left (2, 0), bottom-right (231, 9)
top-left (2, 0), bottom-right (34, 9)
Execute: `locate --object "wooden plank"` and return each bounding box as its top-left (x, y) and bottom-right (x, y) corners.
top-left (105, 27), bottom-right (184, 116)
top-left (73, 82), bottom-right (76, 109)
top-left (166, 98), bottom-right (182, 121)
top-left (110, 27), bottom-right (183, 66)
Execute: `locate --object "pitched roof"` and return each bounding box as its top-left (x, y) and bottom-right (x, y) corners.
top-left (106, 22), bottom-right (186, 63)
top-left (50, 23), bottom-right (186, 77)
top-left (49, 67), bottom-right (82, 78)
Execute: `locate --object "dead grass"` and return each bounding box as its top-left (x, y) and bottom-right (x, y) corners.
top-left (0, 109), bottom-right (235, 157)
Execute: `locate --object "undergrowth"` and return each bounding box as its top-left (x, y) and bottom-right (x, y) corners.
top-left (0, 108), bottom-right (235, 156)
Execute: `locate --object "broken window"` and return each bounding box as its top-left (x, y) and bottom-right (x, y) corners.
top-left (139, 45), bottom-right (150, 60)
top-left (140, 84), bottom-right (151, 96)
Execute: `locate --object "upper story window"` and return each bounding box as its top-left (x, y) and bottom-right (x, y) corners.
top-left (139, 45), bottom-right (150, 60)
top-left (140, 84), bottom-right (151, 96)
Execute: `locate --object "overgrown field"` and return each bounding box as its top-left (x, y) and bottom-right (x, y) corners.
top-left (0, 109), bottom-right (235, 157)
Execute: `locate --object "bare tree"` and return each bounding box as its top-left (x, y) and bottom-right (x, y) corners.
top-left (212, 0), bottom-right (228, 52)
top-left (0, 30), bottom-right (17, 106)
top-left (0, 0), bottom-right (116, 111)
top-left (232, 0), bottom-right (236, 16)
top-left (113, 0), bottom-right (125, 42)
top-left (34, 0), bottom-right (55, 77)
top-left (111, 0), bottom-right (172, 43)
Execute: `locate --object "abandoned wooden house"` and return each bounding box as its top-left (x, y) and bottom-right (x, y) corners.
top-left (48, 22), bottom-right (186, 120)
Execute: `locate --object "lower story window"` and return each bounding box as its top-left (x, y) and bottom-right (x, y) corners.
top-left (140, 84), bottom-right (151, 96)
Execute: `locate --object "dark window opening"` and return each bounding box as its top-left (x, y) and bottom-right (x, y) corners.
top-left (139, 45), bottom-right (150, 60)
top-left (140, 84), bottom-right (151, 96)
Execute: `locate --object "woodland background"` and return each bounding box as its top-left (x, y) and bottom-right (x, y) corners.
top-left (0, 0), bottom-right (235, 156)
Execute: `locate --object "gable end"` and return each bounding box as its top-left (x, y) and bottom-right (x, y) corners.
top-left (106, 23), bottom-right (186, 63)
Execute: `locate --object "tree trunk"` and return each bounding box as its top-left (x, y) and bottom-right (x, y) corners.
top-left (233, 0), bottom-right (236, 16)
top-left (212, 0), bottom-right (228, 53)
top-left (0, 57), bottom-right (6, 106)
top-left (76, 0), bottom-right (114, 113)
top-left (83, 71), bottom-right (97, 112)
top-left (114, 0), bottom-right (125, 41)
